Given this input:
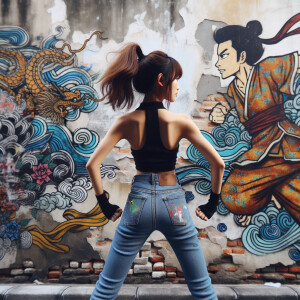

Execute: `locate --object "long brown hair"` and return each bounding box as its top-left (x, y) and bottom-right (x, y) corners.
top-left (99, 43), bottom-right (182, 110)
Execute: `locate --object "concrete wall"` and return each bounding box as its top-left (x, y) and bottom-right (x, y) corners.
top-left (0, 0), bottom-right (299, 284)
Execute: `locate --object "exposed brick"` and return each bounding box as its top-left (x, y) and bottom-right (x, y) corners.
top-left (70, 261), bottom-right (79, 268)
top-left (289, 266), bottom-right (300, 273)
top-left (23, 260), bottom-right (34, 268)
top-left (48, 271), bottom-right (61, 279)
top-left (93, 262), bottom-right (104, 269)
top-left (24, 268), bottom-right (36, 274)
top-left (165, 266), bottom-right (177, 272)
top-left (251, 273), bottom-right (261, 279)
top-left (141, 242), bottom-right (151, 251)
top-left (226, 266), bottom-right (238, 272)
top-left (207, 266), bottom-right (219, 272)
top-left (276, 267), bottom-right (289, 272)
top-left (282, 273), bottom-right (296, 279)
top-left (227, 240), bottom-right (238, 247)
top-left (177, 271), bottom-right (184, 278)
top-left (94, 269), bottom-right (103, 275)
top-left (81, 262), bottom-right (92, 269)
top-left (11, 269), bottom-right (23, 276)
top-left (152, 271), bottom-right (166, 279)
top-left (141, 250), bottom-right (151, 257)
top-left (167, 272), bottom-right (176, 278)
top-left (237, 240), bottom-right (244, 247)
top-left (150, 256), bottom-right (164, 263)
top-left (223, 249), bottom-right (232, 256)
top-left (153, 262), bottom-right (164, 271)
top-left (198, 233), bottom-right (208, 238)
top-left (134, 262), bottom-right (152, 274)
top-left (232, 248), bottom-right (245, 254)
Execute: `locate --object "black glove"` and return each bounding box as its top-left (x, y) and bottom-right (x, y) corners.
top-left (198, 190), bottom-right (220, 219)
top-left (96, 190), bottom-right (120, 220)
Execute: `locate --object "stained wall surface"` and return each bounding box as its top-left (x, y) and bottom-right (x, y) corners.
top-left (0, 0), bottom-right (299, 283)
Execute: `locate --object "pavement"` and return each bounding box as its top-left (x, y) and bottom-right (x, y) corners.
top-left (0, 284), bottom-right (299, 299)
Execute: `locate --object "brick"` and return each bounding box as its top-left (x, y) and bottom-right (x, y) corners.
top-left (152, 271), bottom-right (166, 279)
top-left (48, 271), bottom-right (61, 278)
top-left (223, 249), bottom-right (232, 256)
top-left (141, 242), bottom-right (151, 251)
top-left (141, 250), bottom-right (151, 257)
top-left (128, 269), bottom-right (133, 275)
top-left (93, 262), bottom-right (104, 269)
top-left (153, 262), bottom-right (164, 271)
top-left (289, 266), bottom-right (300, 273)
top-left (167, 272), bottom-right (176, 278)
top-left (11, 269), bottom-right (23, 276)
top-left (94, 269), bottom-right (103, 275)
top-left (237, 240), bottom-right (244, 247)
top-left (282, 273), bottom-right (296, 279)
top-left (70, 261), bottom-right (79, 268)
top-left (150, 256), bottom-right (164, 263)
top-left (24, 268), bottom-right (36, 274)
top-left (207, 266), bottom-right (219, 272)
top-left (198, 233), bottom-right (208, 238)
top-left (227, 240), bottom-right (238, 247)
top-left (23, 260), bottom-right (34, 268)
top-left (177, 271), bottom-right (184, 278)
top-left (232, 248), bottom-right (245, 254)
top-left (251, 273), bottom-right (261, 279)
top-left (165, 266), bottom-right (177, 272)
top-left (226, 266), bottom-right (238, 272)
top-left (81, 262), bottom-right (92, 269)
top-left (134, 257), bottom-right (148, 265)
top-left (134, 262), bottom-right (152, 274)
top-left (276, 266), bottom-right (289, 272)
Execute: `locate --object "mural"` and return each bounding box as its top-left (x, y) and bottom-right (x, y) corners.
top-left (0, 26), bottom-right (119, 260)
top-left (177, 14), bottom-right (300, 261)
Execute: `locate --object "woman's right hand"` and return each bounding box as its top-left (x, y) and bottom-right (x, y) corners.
top-left (110, 208), bottom-right (123, 222)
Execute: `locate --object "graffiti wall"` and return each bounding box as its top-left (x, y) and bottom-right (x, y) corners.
top-left (0, 0), bottom-right (299, 283)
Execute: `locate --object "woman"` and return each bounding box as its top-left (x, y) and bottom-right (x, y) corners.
top-left (86, 43), bottom-right (225, 300)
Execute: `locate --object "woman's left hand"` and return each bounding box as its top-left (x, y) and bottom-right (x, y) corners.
top-left (110, 207), bottom-right (123, 222)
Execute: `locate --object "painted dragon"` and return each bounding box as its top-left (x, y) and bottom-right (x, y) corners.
top-left (0, 31), bottom-right (105, 124)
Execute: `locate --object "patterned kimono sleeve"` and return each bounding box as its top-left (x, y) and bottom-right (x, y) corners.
top-left (264, 52), bottom-right (298, 95)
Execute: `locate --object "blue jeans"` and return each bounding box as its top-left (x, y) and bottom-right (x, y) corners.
top-left (90, 174), bottom-right (217, 300)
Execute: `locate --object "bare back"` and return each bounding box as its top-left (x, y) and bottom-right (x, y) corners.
top-left (120, 109), bottom-right (183, 150)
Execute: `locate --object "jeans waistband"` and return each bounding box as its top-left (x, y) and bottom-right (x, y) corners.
top-left (132, 173), bottom-right (180, 185)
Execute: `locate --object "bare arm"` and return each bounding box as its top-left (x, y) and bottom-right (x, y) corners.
top-left (86, 116), bottom-right (125, 196)
top-left (181, 115), bottom-right (225, 194)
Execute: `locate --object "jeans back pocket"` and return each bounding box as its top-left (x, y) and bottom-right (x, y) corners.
top-left (163, 193), bottom-right (190, 226)
top-left (123, 192), bottom-right (147, 226)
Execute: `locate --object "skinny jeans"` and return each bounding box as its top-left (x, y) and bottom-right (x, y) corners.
top-left (90, 173), bottom-right (217, 300)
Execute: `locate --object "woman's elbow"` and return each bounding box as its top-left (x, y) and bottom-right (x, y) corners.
top-left (211, 159), bottom-right (225, 171)
top-left (86, 160), bottom-right (96, 170)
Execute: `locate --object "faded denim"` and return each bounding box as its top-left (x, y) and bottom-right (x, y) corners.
top-left (90, 173), bottom-right (217, 300)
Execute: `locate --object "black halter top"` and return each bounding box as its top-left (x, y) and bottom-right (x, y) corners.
top-left (131, 101), bottom-right (179, 172)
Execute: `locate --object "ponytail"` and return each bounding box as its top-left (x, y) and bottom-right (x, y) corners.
top-left (99, 43), bottom-right (144, 110)
top-left (99, 43), bottom-right (182, 110)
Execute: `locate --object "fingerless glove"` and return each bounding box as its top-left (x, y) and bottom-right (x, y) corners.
top-left (198, 190), bottom-right (220, 219)
top-left (96, 190), bottom-right (119, 220)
